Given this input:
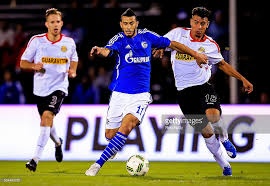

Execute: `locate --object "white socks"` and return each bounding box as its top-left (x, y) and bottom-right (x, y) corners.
top-left (204, 134), bottom-right (230, 169)
top-left (33, 126), bottom-right (50, 163)
top-left (211, 118), bottom-right (228, 143)
top-left (50, 125), bottom-right (61, 146)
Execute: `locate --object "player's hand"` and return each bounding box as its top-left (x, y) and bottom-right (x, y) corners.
top-left (67, 69), bottom-right (76, 78)
top-left (195, 53), bottom-right (208, 68)
top-left (32, 62), bottom-right (45, 73)
top-left (152, 48), bottom-right (164, 58)
top-left (242, 80), bottom-right (253, 94)
top-left (90, 46), bottom-right (101, 56)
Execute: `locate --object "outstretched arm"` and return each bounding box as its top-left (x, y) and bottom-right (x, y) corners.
top-left (217, 60), bottom-right (253, 94)
top-left (90, 46), bottom-right (111, 57)
top-left (169, 41), bottom-right (208, 67)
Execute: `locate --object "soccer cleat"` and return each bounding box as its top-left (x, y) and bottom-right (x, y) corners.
top-left (222, 139), bottom-right (237, 158)
top-left (223, 166), bottom-right (232, 176)
top-left (85, 163), bottom-right (101, 176)
top-left (26, 159), bottom-right (37, 172)
top-left (55, 138), bottom-right (63, 162)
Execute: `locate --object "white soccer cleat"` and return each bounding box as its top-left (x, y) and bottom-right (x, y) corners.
top-left (85, 163), bottom-right (101, 176)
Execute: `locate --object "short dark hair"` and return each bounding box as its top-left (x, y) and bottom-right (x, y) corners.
top-left (121, 8), bottom-right (137, 18)
top-left (191, 7), bottom-right (211, 19)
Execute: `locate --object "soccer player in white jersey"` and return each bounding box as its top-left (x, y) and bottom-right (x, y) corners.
top-left (154, 7), bottom-right (253, 176)
top-left (85, 8), bottom-right (208, 176)
top-left (20, 8), bottom-right (78, 172)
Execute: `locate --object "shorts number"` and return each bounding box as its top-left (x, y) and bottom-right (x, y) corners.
top-left (136, 105), bottom-right (144, 115)
top-left (205, 94), bottom-right (217, 103)
top-left (50, 96), bottom-right (57, 106)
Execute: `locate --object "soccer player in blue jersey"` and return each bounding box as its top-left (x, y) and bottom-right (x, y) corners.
top-left (85, 8), bottom-right (208, 176)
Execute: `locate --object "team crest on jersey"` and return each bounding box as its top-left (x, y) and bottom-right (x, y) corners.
top-left (141, 41), bottom-right (148, 48)
top-left (198, 47), bottom-right (205, 53)
top-left (61, 46), bottom-right (67, 52)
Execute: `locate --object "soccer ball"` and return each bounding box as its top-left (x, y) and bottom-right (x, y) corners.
top-left (126, 154), bottom-right (149, 176)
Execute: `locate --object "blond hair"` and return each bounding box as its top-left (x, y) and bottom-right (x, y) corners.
top-left (45, 8), bottom-right (63, 20)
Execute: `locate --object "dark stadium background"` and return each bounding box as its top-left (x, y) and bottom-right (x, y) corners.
top-left (0, 0), bottom-right (266, 104)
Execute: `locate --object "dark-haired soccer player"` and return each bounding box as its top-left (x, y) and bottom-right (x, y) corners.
top-left (20, 8), bottom-right (78, 172)
top-left (153, 7), bottom-right (253, 176)
top-left (85, 8), bottom-right (208, 176)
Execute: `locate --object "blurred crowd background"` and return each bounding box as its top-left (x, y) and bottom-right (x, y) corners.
top-left (0, 0), bottom-right (267, 105)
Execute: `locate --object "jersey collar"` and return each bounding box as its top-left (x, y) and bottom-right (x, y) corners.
top-left (46, 33), bottom-right (63, 44)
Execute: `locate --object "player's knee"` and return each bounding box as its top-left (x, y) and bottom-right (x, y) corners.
top-left (105, 129), bottom-right (118, 140)
top-left (41, 111), bottom-right (54, 126)
top-left (124, 114), bottom-right (140, 127)
top-left (206, 108), bottom-right (220, 123)
top-left (105, 132), bottom-right (114, 140)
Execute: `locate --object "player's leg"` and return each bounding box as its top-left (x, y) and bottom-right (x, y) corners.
top-left (104, 92), bottom-right (151, 158)
top-left (85, 92), bottom-right (152, 176)
top-left (206, 109), bottom-right (237, 158)
top-left (48, 91), bottom-right (66, 162)
top-left (104, 128), bottom-right (119, 159)
top-left (177, 84), bottom-right (231, 176)
top-left (26, 110), bottom-right (53, 172)
top-left (210, 120), bottom-right (236, 158)
top-left (85, 113), bottom-right (137, 176)
top-left (201, 123), bottom-right (232, 176)
top-left (203, 83), bottom-right (237, 158)
top-left (101, 92), bottom-right (151, 163)
top-left (26, 91), bottom-right (65, 171)
top-left (50, 125), bottom-right (63, 162)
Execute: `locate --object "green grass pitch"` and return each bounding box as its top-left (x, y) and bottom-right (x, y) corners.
top-left (0, 161), bottom-right (269, 186)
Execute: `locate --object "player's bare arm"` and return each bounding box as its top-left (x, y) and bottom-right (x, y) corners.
top-left (153, 41), bottom-right (208, 67)
top-left (169, 41), bottom-right (208, 67)
top-left (67, 61), bottom-right (78, 78)
top-left (217, 60), bottom-right (253, 94)
top-left (20, 60), bottom-right (44, 72)
top-left (90, 46), bottom-right (111, 57)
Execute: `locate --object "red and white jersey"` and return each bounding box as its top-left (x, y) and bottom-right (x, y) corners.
top-left (21, 33), bottom-right (78, 96)
top-left (164, 27), bottom-right (223, 90)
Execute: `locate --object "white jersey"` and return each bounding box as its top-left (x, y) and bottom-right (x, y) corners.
top-left (164, 27), bottom-right (223, 90)
top-left (21, 33), bottom-right (78, 96)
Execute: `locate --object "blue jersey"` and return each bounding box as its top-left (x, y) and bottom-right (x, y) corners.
top-left (105, 28), bottom-right (171, 94)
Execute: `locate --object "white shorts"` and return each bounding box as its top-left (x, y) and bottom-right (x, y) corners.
top-left (106, 91), bottom-right (153, 129)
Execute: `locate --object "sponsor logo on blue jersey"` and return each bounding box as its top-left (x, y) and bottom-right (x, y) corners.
top-left (124, 50), bottom-right (150, 63)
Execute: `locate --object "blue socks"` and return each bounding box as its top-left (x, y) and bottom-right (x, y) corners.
top-left (96, 132), bottom-right (127, 167)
